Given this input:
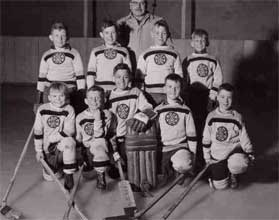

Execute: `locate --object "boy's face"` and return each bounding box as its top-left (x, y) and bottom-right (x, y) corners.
top-left (85, 91), bottom-right (103, 111)
top-left (130, 0), bottom-right (146, 18)
top-left (191, 35), bottom-right (207, 53)
top-left (100, 26), bottom-right (117, 46)
top-left (217, 89), bottom-right (233, 111)
top-left (152, 25), bottom-right (168, 46)
top-left (48, 89), bottom-right (66, 108)
top-left (49, 29), bottom-right (67, 48)
top-left (114, 69), bottom-right (130, 91)
top-left (164, 79), bottom-right (181, 100)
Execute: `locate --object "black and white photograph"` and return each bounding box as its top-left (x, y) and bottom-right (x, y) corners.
top-left (0, 0), bottom-right (278, 219)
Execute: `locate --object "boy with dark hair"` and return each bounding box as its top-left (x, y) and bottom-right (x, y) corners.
top-left (87, 19), bottom-right (132, 91)
top-left (137, 19), bottom-right (183, 106)
top-left (155, 74), bottom-right (197, 184)
top-left (203, 83), bottom-right (254, 189)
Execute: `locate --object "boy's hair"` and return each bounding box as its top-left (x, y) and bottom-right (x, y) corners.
top-left (101, 19), bottom-right (117, 32)
top-left (218, 83), bottom-right (234, 93)
top-left (50, 21), bottom-right (69, 40)
top-left (48, 82), bottom-right (69, 96)
top-left (153, 19), bottom-right (171, 39)
top-left (86, 85), bottom-right (105, 98)
top-left (165, 73), bottom-right (183, 86)
top-left (113, 63), bottom-right (131, 77)
top-left (191, 28), bottom-right (209, 46)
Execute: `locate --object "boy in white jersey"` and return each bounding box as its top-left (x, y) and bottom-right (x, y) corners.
top-left (182, 29), bottom-right (223, 170)
top-left (87, 20), bottom-right (132, 92)
top-left (137, 20), bottom-right (183, 106)
top-left (154, 74), bottom-right (197, 184)
top-left (34, 82), bottom-right (76, 191)
top-left (35, 22), bottom-right (86, 114)
top-left (76, 86), bottom-right (115, 190)
top-left (203, 83), bottom-right (254, 189)
top-left (106, 63), bottom-right (155, 169)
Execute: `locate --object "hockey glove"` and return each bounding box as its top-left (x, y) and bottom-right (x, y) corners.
top-left (128, 112), bottom-right (149, 132)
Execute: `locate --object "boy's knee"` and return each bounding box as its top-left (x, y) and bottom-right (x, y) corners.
top-left (171, 149), bottom-right (193, 173)
top-left (228, 153), bottom-right (249, 174)
top-left (58, 137), bottom-right (76, 151)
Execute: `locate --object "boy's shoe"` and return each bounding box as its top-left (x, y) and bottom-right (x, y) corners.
top-left (96, 172), bottom-right (106, 190)
top-left (107, 166), bottom-right (120, 179)
top-left (64, 174), bottom-right (74, 191)
top-left (42, 168), bottom-right (62, 181)
top-left (230, 173), bottom-right (238, 189)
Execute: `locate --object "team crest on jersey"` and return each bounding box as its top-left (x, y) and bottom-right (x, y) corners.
top-left (52, 52), bottom-right (65, 64)
top-left (154, 53), bottom-right (167, 65)
top-left (197, 63), bottom-right (209, 77)
top-left (117, 104), bottom-right (129, 119)
top-left (165, 111), bottom-right (179, 126)
top-left (47, 116), bottom-right (60, 128)
top-left (84, 123), bottom-right (94, 136)
top-left (216, 126), bottom-right (228, 142)
top-left (104, 48), bottom-right (117, 59)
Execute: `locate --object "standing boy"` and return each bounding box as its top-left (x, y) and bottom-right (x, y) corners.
top-left (87, 20), bottom-right (131, 92)
top-left (35, 22), bottom-right (85, 114)
top-left (203, 83), bottom-right (254, 189)
top-left (155, 74), bottom-right (197, 184)
top-left (137, 20), bottom-right (183, 106)
top-left (182, 29), bottom-right (223, 168)
top-left (34, 82), bottom-right (76, 191)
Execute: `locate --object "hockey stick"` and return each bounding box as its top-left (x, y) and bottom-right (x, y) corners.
top-left (62, 163), bottom-right (85, 220)
top-left (40, 158), bottom-right (88, 220)
top-left (161, 163), bottom-right (210, 219)
top-left (117, 159), bottom-right (137, 216)
top-left (0, 126), bottom-right (34, 220)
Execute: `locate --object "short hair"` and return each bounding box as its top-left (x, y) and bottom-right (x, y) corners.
top-left (101, 19), bottom-right (117, 32)
top-left (165, 73), bottom-right (183, 86)
top-left (218, 83), bottom-right (234, 93)
top-left (48, 82), bottom-right (69, 97)
top-left (86, 85), bottom-right (105, 98)
top-left (191, 29), bottom-right (209, 46)
top-left (50, 21), bottom-right (69, 40)
top-left (113, 63), bottom-right (131, 76)
top-left (153, 19), bottom-right (171, 39)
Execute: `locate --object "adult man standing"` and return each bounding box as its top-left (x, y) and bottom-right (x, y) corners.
top-left (117, 0), bottom-right (164, 61)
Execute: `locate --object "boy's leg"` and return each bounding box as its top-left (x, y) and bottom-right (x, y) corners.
top-left (170, 149), bottom-right (194, 185)
top-left (209, 159), bottom-right (230, 190)
top-left (43, 143), bottom-right (64, 181)
top-left (57, 137), bottom-right (77, 191)
top-left (227, 153), bottom-right (249, 188)
top-left (89, 138), bottom-right (110, 190)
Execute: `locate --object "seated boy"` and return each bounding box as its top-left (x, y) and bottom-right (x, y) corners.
top-left (202, 83), bottom-right (254, 189)
top-left (154, 74), bottom-right (197, 184)
top-left (76, 86), bottom-right (115, 190)
top-left (106, 63), bottom-right (155, 168)
top-left (34, 82), bottom-right (76, 191)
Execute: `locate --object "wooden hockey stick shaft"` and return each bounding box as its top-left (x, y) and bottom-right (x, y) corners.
top-left (1, 126), bottom-right (34, 206)
top-left (161, 164), bottom-right (210, 220)
top-left (134, 173), bottom-right (186, 219)
top-left (63, 164), bottom-right (85, 220)
top-left (40, 159), bottom-right (88, 220)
